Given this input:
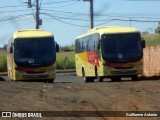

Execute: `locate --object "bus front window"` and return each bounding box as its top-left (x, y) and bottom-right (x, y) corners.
top-left (14, 37), bottom-right (55, 67)
top-left (102, 33), bottom-right (143, 62)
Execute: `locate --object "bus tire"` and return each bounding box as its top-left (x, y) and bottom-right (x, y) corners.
top-left (99, 77), bottom-right (103, 82)
top-left (84, 77), bottom-right (94, 83)
top-left (82, 68), bottom-right (94, 83)
top-left (89, 77), bottom-right (94, 82)
top-left (85, 77), bottom-right (90, 82)
top-left (131, 75), bottom-right (138, 81)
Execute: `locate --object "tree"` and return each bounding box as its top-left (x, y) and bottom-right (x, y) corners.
top-left (155, 26), bottom-right (160, 34)
top-left (3, 44), bottom-right (7, 51)
top-left (155, 22), bottom-right (160, 34)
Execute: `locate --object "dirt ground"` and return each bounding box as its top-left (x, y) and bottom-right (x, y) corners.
top-left (0, 74), bottom-right (160, 120)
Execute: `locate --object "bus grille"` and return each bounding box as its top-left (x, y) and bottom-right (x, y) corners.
top-left (111, 70), bottom-right (137, 75)
top-left (23, 75), bottom-right (49, 79)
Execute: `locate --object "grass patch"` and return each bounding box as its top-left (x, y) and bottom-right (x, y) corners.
top-left (60, 45), bottom-right (75, 52)
top-left (142, 33), bottom-right (160, 46)
top-left (56, 51), bottom-right (75, 70)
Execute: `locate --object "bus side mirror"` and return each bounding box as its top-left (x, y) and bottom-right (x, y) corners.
top-left (56, 43), bottom-right (59, 52)
top-left (142, 38), bottom-right (146, 48)
top-left (97, 41), bottom-right (100, 49)
top-left (10, 46), bottom-right (13, 53)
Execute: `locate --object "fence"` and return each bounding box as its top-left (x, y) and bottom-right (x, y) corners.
top-left (143, 45), bottom-right (160, 77)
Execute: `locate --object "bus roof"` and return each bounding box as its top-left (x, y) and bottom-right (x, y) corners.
top-left (76, 26), bottom-right (139, 39)
top-left (13, 29), bottom-right (53, 39)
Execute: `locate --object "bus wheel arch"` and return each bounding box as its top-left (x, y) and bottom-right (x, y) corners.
top-left (95, 66), bottom-right (98, 78)
top-left (95, 66), bottom-right (103, 82)
top-left (82, 67), bottom-right (85, 77)
top-left (82, 67), bottom-right (94, 83)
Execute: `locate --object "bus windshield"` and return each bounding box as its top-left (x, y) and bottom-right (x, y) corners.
top-left (14, 37), bottom-right (55, 67)
top-left (102, 33), bottom-right (143, 62)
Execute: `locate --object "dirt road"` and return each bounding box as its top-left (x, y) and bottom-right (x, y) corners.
top-left (0, 73), bottom-right (160, 120)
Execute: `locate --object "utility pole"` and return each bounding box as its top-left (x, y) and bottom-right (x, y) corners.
top-left (83, 0), bottom-right (94, 29)
top-left (90, 0), bottom-right (94, 29)
top-left (27, 0), bottom-right (32, 8)
top-left (26, 0), bottom-right (41, 29)
top-left (36, 0), bottom-right (40, 29)
top-left (130, 18), bottom-right (131, 27)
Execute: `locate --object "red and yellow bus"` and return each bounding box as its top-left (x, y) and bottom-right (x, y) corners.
top-left (75, 26), bottom-right (145, 82)
top-left (7, 29), bottom-right (59, 82)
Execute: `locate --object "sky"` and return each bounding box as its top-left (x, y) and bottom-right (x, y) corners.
top-left (0, 0), bottom-right (160, 47)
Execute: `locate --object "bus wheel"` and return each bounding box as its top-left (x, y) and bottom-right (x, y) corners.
top-left (84, 77), bottom-right (90, 82)
top-left (84, 77), bottom-right (94, 83)
top-left (99, 77), bottom-right (103, 82)
top-left (90, 77), bottom-right (94, 82)
top-left (131, 75), bottom-right (138, 81)
top-left (111, 77), bottom-right (121, 82)
top-left (82, 69), bottom-right (94, 82)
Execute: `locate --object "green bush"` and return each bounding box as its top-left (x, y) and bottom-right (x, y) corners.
top-left (60, 45), bottom-right (75, 52)
top-left (56, 52), bottom-right (75, 70)
top-left (142, 33), bottom-right (160, 46)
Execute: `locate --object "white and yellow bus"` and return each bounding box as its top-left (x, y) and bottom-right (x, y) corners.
top-left (7, 29), bottom-right (59, 82)
top-left (75, 26), bottom-right (145, 82)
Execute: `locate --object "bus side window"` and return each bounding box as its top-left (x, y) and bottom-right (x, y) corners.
top-left (97, 40), bottom-right (100, 50)
top-left (94, 33), bottom-right (100, 50)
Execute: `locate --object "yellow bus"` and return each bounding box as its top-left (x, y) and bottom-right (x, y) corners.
top-left (7, 29), bottom-right (59, 82)
top-left (75, 26), bottom-right (145, 82)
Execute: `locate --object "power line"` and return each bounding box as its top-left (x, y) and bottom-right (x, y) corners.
top-left (107, 18), bottom-right (160, 23)
top-left (42, 0), bottom-right (79, 4)
top-left (41, 13), bottom-right (89, 21)
top-left (95, 20), bottom-right (114, 26)
top-left (1, 12), bottom-right (158, 24)
top-left (1, 0), bottom-right (159, 28)
top-left (42, 13), bottom-right (90, 27)
top-left (0, 16), bottom-right (33, 26)
top-left (42, 1), bottom-right (79, 9)
top-left (42, 12), bottom-right (159, 22)
top-left (0, 14), bottom-right (34, 23)
top-left (41, 8), bottom-right (160, 20)
top-left (0, 5), bottom-right (26, 8)
top-left (0, 9), bottom-right (33, 14)
top-left (42, 12), bottom-right (159, 28)
top-left (41, 9), bottom-right (90, 16)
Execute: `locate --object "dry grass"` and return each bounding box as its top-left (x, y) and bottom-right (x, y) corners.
top-left (56, 51), bottom-right (75, 69)
top-left (142, 33), bottom-right (160, 46)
